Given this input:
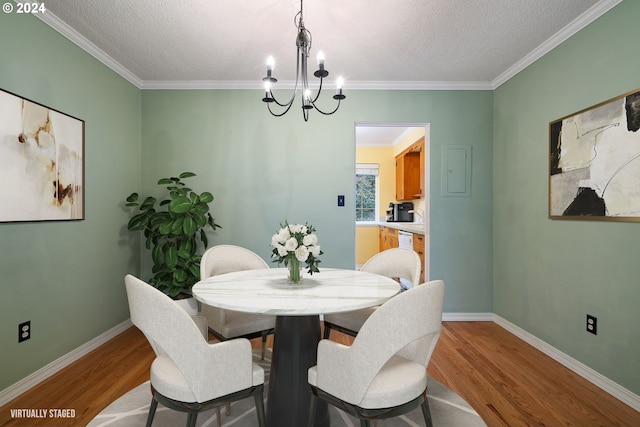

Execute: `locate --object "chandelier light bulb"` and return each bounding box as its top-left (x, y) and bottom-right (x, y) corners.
top-left (317, 51), bottom-right (325, 68)
top-left (266, 56), bottom-right (275, 71)
top-left (333, 76), bottom-right (345, 100)
top-left (262, 81), bottom-right (275, 103)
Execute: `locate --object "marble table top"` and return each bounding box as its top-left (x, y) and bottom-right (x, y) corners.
top-left (192, 268), bottom-right (401, 316)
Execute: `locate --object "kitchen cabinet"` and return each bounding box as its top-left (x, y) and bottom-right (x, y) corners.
top-left (413, 233), bottom-right (425, 283)
top-left (379, 226), bottom-right (398, 252)
top-left (395, 137), bottom-right (425, 200)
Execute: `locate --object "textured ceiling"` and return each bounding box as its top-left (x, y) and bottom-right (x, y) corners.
top-left (356, 126), bottom-right (423, 147)
top-left (31, 0), bottom-right (618, 89)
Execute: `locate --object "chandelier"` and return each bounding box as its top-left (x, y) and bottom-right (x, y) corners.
top-left (261, 0), bottom-right (345, 122)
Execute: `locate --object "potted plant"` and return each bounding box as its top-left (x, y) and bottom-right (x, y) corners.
top-left (125, 172), bottom-right (220, 299)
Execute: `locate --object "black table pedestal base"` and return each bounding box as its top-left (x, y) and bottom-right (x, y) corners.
top-left (266, 315), bottom-right (330, 427)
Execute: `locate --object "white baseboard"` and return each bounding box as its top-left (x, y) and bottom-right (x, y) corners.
top-left (443, 312), bottom-right (494, 321)
top-left (494, 314), bottom-right (640, 412)
top-left (0, 319), bottom-right (132, 407)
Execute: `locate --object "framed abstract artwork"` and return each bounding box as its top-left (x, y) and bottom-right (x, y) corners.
top-left (0, 88), bottom-right (85, 222)
top-left (549, 88), bottom-right (640, 222)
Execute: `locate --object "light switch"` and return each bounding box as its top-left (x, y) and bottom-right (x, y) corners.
top-left (337, 195), bottom-right (345, 206)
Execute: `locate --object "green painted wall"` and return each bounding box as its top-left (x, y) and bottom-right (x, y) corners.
top-left (0, 13), bottom-right (141, 390)
top-left (493, 1), bottom-right (640, 394)
top-left (140, 89), bottom-right (494, 313)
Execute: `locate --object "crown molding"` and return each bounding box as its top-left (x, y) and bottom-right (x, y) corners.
top-left (139, 80), bottom-right (259, 90)
top-left (337, 81), bottom-right (493, 91)
top-left (32, 7), bottom-right (144, 88)
top-left (491, 0), bottom-right (623, 89)
top-left (141, 80), bottom-right (494, 91)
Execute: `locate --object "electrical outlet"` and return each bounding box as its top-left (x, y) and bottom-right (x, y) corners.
top-left (337, 195), bottom-right (345, 207)
top-left (586, 314), bottom-right (597, 335)
top-left (19, 321), bottom-right (31, 342)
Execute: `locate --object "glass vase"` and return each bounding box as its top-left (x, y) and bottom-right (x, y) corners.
top-left (288, 256), bottom-right (302, 284)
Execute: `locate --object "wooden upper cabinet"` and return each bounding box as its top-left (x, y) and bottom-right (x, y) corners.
top-left (395, 137), bottom-right (425, 200)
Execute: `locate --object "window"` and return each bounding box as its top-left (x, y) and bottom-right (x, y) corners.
top-left (355, 164), bottom-right (379, 222)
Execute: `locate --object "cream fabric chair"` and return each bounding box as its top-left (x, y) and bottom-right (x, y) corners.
top-left (308, 280), bottom-right (445, 427)
top-left (146, 319), bottom-right (234, 424)
top-left (125, 274), bottom-right (266, 427)
top-left (200, 244), bottom-right (276, 359)
top-left (323, 247), bottom-right (422, 339)
top-left (143, 295), bottom-right (227, 425)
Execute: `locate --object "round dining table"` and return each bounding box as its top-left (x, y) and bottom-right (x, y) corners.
top-left (192, 267), bottom-right (401, 427)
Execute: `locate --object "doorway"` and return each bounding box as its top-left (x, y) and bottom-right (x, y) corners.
top-left (354, 123), bottom-right (430, 283)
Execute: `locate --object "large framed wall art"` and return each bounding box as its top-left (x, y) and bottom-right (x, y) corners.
top-left (549, 88), bottom-right (640, 222)
top-left (0, 88), bottom-right (85, 222)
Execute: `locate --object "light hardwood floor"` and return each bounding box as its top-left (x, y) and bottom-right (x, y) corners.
top-left (1, 322), bottom-right (638, 426)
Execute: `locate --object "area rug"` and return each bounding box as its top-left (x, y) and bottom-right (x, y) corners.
top-left (89, 351), bottom-right (485, 427)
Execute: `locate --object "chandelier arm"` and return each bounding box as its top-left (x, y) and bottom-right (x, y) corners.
top-left (268, 43), bottom-right (304, 108)
top-left (267, 99), bottom-right (296, 117)
top-left (310, 98), bottom-right (342, 116)
top-left (310, 77), bottom-right (324, 104)
top-left (269, 90), bottom-right (295, 108)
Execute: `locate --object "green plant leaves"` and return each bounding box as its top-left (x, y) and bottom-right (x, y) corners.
top-left (191, 209), bottom-right (206, 227)
top-left (170, 217), bottom-right (184, 234)
top-left (165, 245), bottom-right (178, 268)
top-left (200, 192), bottom-right (214, 203)
top-left (182, 215), bottom-right (196, 236)
top-left (124, 172), bottom-right (220, 297)
top-left (140, 196), bottom-right (157, 210)
top-left (200, 228), bottom-right (208, 248)
top-left (127, 212), bottom-right (149, 230)
top-left (177, 248), bottom-right (191, 259)
top-left (152, 244), bottom-right (163, 266)
top-left (169, 196), bottom-right (192, 214)
top-left (125, 193), bottom-right (139, 205)
top-left (158, 221), bottom-right (173, 235)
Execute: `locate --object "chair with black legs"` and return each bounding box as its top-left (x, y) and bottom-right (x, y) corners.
top-left (200, 244), bottom-right (276, 360)
top-left (125, 274), bottom-right (266, 427)
top-left (308, 280), bottom-right (445, 427)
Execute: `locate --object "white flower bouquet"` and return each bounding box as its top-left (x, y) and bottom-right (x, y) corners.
top-left (271, 221), bottom-right (322, 283)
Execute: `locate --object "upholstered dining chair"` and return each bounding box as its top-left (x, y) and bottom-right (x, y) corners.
top-left (323, 247), bottom-right (421, 339)
top-left (125, 274), bottom-right (266, 427)
top-left (140, 289), bottom-right (228, 426)
top-left (200, 244), bottom-right (276, 360)
top-left (308, 280), bottom-right (445, 427)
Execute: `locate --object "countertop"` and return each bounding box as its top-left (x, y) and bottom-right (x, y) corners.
top-left (371, 221), bottom-right (426, 235)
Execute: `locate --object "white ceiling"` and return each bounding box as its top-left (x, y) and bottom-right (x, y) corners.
top-left (356, 126), bottom-right (423, 147)
top-left (30, 0), bottom-right (620, 90)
